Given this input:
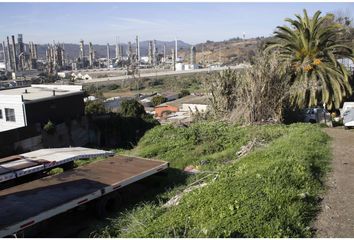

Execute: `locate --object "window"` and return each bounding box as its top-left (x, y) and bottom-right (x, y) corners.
top-left (0, 109), bottom-right (2, 119)
top-left (5, 108), bottom-right (16, 122)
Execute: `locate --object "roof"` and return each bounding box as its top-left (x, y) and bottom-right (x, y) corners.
top-left (0, 84), bottom-right (82, 101)
top-left (158, 95), bottom-right (210, 108)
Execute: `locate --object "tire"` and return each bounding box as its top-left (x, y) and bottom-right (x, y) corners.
top-left (61, 161), bottom-right (75, 171)
top-left (94, 193), bottom-right (122, 219)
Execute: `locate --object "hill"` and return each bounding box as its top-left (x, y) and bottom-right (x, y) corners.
top-left (178, 37), bottom-right (267, 65)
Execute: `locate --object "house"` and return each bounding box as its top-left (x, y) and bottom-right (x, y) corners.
top-left (0, 84), bottom-right (84, 132)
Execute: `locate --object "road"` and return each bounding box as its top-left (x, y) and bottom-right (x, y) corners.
top-left (314, 128), bottom-right (354, 237)
top-left (78, 66), bottom-right (242, 85)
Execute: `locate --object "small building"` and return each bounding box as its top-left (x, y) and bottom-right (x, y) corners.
top-left (155, 105), bottom-right (179, 118)
top-left (0, 84), bottom-right (84, 132)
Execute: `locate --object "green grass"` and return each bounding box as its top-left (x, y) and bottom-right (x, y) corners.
top-left (128, 122), bottom-right (288, 170)
top-left (92, 122), bottom-right (330, 238)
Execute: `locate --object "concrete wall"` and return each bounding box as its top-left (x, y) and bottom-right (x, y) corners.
top-left (0, 118), bottom-right (89, 157)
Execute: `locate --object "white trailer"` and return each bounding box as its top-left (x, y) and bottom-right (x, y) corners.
top-left (0, 147), bottom-right (114, 183)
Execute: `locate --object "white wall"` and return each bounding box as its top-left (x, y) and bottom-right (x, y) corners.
top-left (181, 104), bottom-right (209, 113)
top-left (31, 84), bottom-right (82, 92)
top-left (0, 95), bottom-right (26, 132)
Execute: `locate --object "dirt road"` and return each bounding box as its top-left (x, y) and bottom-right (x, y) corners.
top-left (314, 128), bottom-right (354, 237)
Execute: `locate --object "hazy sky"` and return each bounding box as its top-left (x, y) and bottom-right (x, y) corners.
top-left (0, 2), bottom-right (353, 45)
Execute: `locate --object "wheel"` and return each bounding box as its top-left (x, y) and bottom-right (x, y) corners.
top-left (94, 193), bottom-right (122, 219)
top-left (61, 161), bottom-right (75, 171)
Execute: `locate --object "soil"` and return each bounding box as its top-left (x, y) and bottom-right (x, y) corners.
top-left (314, 127), bottom-right (354, 237)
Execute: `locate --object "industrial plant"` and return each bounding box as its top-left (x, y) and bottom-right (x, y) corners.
top-left (0, 34), bottom-right (204, 83)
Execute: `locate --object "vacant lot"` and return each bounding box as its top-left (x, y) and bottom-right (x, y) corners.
top-left (90, 122), bottom-right (330, 237)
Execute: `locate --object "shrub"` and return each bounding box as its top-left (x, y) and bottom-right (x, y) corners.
top-left (43, 120), bottom-right (56, 134)
top-left (119, 99), bottom-right (146, 118)
top-left (151, 95), bottom-right (167, 106)
top-left (85, 100), bottom-right (106, 116)
top-left (179, 89), bottom-right (190, 98)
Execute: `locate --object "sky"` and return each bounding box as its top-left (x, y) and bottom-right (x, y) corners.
top-left (0, 2), bottom-right (353, 45)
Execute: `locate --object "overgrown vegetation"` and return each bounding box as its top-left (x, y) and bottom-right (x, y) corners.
top-left (92, 122), bottom-right (330, 238)
top-left (119, 99), bottom-right (147, 118)
top-left (85, 100), bottom-right (106, 116)
top-left (151, 95), bottom-right (167, 106)
top-left (206, 51), bottom-right (291, 124)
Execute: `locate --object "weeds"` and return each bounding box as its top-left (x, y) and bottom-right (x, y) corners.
top-left (92, 122), bottom-right (330, 237)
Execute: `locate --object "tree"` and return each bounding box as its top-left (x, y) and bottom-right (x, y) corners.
top-left (151, 95), bottom-right (167, 106)
top-left (266, 9), bottom-right (354, 110)
top-left (179, 89), bottom-right (190, 98)
top-left (85, 100), bottom-right (106, 116)
top-left (119, 99), bottom-right (146, 117)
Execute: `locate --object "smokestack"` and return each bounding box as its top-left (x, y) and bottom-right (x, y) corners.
top-left (79, 40), bottom-right (84, 61)
top-left (190, 46), bottom-right (196, 65)
top-left (11, 35), bottom-right (17, 71)
top-left (115, 36), bottom-right (120, 59)
top-left (17, 34), bottom-right (24, 55)
top-left (89, 42), bottom-right (94, 67)
top-left (163, 44), bottom-right (166, 63)
top-left (1, 42), bottom-right (8, 71)
top-left (175, 38), bottom-right (178, 62)
top-left (153, 40), bottom-right (157, 66)
top-left (171, 48), bottom-right (176, 71)
top-left (148, 41), bottom-right (153, 65)
top-left (106, 43), bottom-right (110, 67)
top-left (136, 35), bottom-right (140, 63)
top-left (6, 37), bottom-right (13, 71)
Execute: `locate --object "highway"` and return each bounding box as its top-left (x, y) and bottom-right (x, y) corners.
top-left (78, 66), bottom-right (244, 85)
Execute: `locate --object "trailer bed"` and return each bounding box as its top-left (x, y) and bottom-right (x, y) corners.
top-left (0, 147), bottom-right (114, 183)
top-left (0, 155), bottom-right (168, 237)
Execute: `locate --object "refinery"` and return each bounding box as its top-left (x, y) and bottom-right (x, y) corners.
top-left (0, 34), bottom-right (204, 83)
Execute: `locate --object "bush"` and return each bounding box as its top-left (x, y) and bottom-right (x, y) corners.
top-left (119, 99), bottom-right (146, 118)
top-left (43, 120), bottom-right (56, 134)
top-left (151, 95), bottom-right (167, 106)
top-left (85, 100), bottom-right (106, 116)
top-left (179, 89), bottom-right (190, 98)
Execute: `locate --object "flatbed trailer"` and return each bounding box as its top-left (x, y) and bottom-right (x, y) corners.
top-left (0, 147), bottom-right (114, 184)
top-left (0, 155), bottom-right (168, 237)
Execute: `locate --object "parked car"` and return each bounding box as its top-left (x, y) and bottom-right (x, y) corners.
top-left (304, 107), bottom-right (329, 123)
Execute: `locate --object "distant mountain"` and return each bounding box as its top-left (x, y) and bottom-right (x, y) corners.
top-left (33, 40), bottom-right (191, 60)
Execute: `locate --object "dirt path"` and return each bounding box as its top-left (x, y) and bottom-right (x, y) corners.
top-left (314, 128), bottom-right (354, 237)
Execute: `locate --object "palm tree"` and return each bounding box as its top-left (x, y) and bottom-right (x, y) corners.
top-left (266, 9), bottom-right (354, 109)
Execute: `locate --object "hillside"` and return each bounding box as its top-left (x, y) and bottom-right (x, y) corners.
top-left (89, 122), bottom-right (330, 238)
top-left (178, 37), bottom-right (266, 65)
